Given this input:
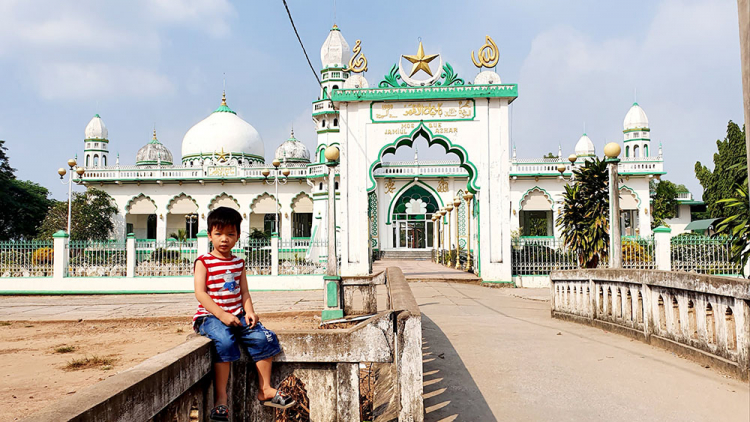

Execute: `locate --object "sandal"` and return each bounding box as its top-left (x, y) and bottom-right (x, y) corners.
top-left (260, 390), bottom-right (296, 409)
top-left (210, 404), bottom-right (229, 421)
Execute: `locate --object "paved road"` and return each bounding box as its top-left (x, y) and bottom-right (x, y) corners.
top-left (373, 260), bottom-right (480, 282)
top-left (0, 291), bottom-right (322, 320)
top-left (413, 281), bottom-right (750, 422)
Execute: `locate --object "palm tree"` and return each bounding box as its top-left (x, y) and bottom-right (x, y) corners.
top-left (557, 157), bottom-right (610, 268)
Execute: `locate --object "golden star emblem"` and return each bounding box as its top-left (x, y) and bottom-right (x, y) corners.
top-left (216, 148), bottom-right (227, 162)
top-left (402, 41), bottom-right (439, 77)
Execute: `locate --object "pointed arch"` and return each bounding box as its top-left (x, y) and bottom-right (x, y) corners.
top-left (208, 192), bottom-right (240, 211)
top-left (249, 193), bottom-right (280, 214)
top-left (125, 194), bottom-right (157, 214)
top-left (167, 193), bottom-right (198, 214)
top-left (368, 122), bottom-right (480, 193)
top-left (291, 191), bottom-right (313, 213)
top-left (386, 180), bottom-right (444, 224)
top-left (518, 186), bottom-right (554, 210)
top-left (619, 185), bottom-right (641, 208)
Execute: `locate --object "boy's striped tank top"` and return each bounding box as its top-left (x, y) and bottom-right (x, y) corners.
top-left (193, 253), bottom-right (245, 323)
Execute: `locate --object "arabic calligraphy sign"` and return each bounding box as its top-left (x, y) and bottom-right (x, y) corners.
top-left (371, 99), bottom-right (475, 123)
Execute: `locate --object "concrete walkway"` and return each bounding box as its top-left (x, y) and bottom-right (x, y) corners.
top-left (0, 291), bottom-right (322, 320)
top-left (413, 281), bottom-right (750, 422)
top-left (373, 260), bottom-right (480, 282)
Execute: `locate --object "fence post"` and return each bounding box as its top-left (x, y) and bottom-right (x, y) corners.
top-left (271, 234), bottom-right (279, 276)
top-left (653, 226), bottom-right (672, 271)
top-left (52, 230), bottom-right (69, 279)
top-left (126, 233), bottom-right (136, 278)
top-left (196, 230), bottom-right (209, 257)
top-left (642, 283), bottom-right (653, 341)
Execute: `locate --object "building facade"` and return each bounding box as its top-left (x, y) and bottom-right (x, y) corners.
top-left (77, 26), bottom-right (679, 283)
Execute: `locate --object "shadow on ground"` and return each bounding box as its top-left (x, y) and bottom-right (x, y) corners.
top-left (421, 315), bottom-right (495, 422)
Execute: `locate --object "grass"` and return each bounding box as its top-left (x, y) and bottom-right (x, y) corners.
top-left (0, 321), bottom-right (11, 326)
top-left (65, 355), bottom-right (117, 371)
top-left (54, 345), bottom-right (77, 354)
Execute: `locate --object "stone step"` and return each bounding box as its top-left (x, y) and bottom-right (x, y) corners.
top-left (378, 250), bottom-right (433, 261)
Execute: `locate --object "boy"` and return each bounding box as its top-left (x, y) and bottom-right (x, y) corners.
top-left (193, 207), bottom-right (294, 421)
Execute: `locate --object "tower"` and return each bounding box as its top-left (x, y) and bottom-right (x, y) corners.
top-left (83, 114), bottom-right (109, 168)
top-left (312, 24), bottom-right (351, 153)
top-left (622, 103), bottom-right (651, 158)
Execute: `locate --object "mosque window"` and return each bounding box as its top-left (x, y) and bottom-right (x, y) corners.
top-left (633, 145), bottom-right (640, 158)
top-left (102, 156), bottom-right (107, 166)
top-left (333, 118), bottom-right (338, 127)
top-left (644, 145), bottom-right (649, 157)
top-left (94, 155), bottom-right (99, 166)
top-left (95, 143), bottom-right (99, 148)
top-left (332, 85), bottom-right (339, 90)
top-left (319, 182), bottom-right (323, 190)
top-left (86, 155), bottom-right (90, 167)
top-left (322, 120), bottom-right (326, 128)
top-left (625, 146), bottom-right (630, 158)
top-left (335, 181), bottom-right (339, 190)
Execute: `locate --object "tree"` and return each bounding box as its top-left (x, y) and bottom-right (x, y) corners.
top-left (650, 179), bottom-right (679, 228)
top-left (0, 140), bottom-right (52, 240)
top-left (543, 152), bottom-right (557, 159)
top-left (37, 188), bottom-right (118, 241)
top-left (695, 121), bottom-right (747, 218)
top-left (557, 157), bottom-right (610, 267)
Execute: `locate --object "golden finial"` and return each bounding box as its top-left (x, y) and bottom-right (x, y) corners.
top-left (346, 39), bottom-right (368, 73)
top-left (153, 128), bottom-right (157, 140)
top-left (221, 90), bottom-right (227, 106)
top-left (471, 35), bottom-right (500, 69)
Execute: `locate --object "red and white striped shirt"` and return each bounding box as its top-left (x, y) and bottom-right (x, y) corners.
top-left (193, 253), bottom-right (245, 324)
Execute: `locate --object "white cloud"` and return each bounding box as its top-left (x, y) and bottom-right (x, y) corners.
top-left (514, 0), bottom-right (742, 194)
top-left (146, 0), bottom-right (235, 38)
top-left (34, 63), bottom-right (174, 100)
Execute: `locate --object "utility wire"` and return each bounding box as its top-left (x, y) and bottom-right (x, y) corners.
top-left (282, 0), bottom-right (322, 86)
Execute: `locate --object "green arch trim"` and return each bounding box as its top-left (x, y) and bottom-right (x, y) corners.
top-left (518, 186), bottom-right (554, 210)
top-left (619, 185), bottom-right (641, 207)
top-left (290, 191), bottom-right (313, 212)
top-left (314, 142), bottom-right (341, 163)
top-left (385, 180), bottom-right (445, 224)
top-left (125, 193), bottom-right (157, 213)
top-left (167, 192), bottom-right (198, 212)
top-left (367, 122), bottom-right (480, 194)
top-left (208, 192), bottom-right (240, 210)
top-left (248, 192), bottom-right (281, 213)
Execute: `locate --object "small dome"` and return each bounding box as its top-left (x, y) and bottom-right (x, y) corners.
top-left (85, 114), bottom-right (108, 140)
top-left (275, 130), bottom-right (310, 163)
top-left (575, 133), bottom-right (596, 157)
top-left (181, 93), bottom-right (265, 164)
top-left (136, 130), bottom-right (173, 166)
top-left (623, 102), bottom-right (649, 131)
top-left (320, 24), bottom-right (351, 69)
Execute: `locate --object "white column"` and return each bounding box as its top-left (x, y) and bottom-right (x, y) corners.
top-left (53, 231), bottom-right (69, 280)
top-left (271, 235), bottom-right (279, 276)
top-left (156, 211), bottom-right (167, 242)
top-left (197, 230), bottom-right (209, 257)
top-left (281, 207), bottom-right (293, 240)
top-left (126, 234), bottom-right (136, 278)
top-left (241, 212), bottom-right (251, 241)
top-left (653, 226), bottom-right (672, 271)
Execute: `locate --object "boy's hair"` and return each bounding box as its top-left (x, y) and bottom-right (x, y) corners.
top-left (207, 207), bottom-right (242, 234)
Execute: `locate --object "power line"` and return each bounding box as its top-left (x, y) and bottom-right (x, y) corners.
top-left (282, 0), bottom-right (322, 86)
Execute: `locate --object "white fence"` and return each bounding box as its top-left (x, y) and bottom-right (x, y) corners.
top-left (0, 240), bottom-right (54, 277)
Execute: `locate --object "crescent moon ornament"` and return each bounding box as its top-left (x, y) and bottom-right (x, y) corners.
top-left (399, 55), bottom-right (442, 86)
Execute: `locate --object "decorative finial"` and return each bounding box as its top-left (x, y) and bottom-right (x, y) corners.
top-left (153, 128), bottom-right (157, 140)
top-left (221, 90), bottom-right (227, 106)
top-left (346, 40), bottom-right (368, 73)
top-left (471, 35), bottom-right (500, 69)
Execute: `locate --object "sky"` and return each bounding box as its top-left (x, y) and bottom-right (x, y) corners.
top-left (0, 0), bottom-right (744, 200)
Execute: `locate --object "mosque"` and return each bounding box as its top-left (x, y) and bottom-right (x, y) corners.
top-left (76, 25), bottom-right (692, 283)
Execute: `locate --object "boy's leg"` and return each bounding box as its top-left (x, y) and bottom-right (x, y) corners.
top-left (255, 357), bottom-right (277, 401)
top-left (214, 361), bottom-right (231, 405)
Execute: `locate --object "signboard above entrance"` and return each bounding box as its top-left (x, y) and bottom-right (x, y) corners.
top-left (371, 100), bottom-right (475, 123)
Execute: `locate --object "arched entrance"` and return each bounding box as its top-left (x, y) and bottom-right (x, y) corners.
top-left (390, 184), bottom-right (439, 249)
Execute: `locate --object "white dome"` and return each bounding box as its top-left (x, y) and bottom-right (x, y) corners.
top-left (137, 130), bottom-right (173, 166)
top-left (85, 114), bottom-right (108, 140)
top-left (320, 25), bottom-right (351, 69)
top-left (623, 102), bottom-right (649, 131)
top-left (181, 95), bottom-right (265, 163)
top-left (274, 131), bottom-right (310, 163)
top-left (575, 134), bottom-right (596, 157)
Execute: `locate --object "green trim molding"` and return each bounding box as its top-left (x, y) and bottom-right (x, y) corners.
top-left (385, 180), bottom-right (445, 224)
top-left (333, 83), bottom-right (518, 102)
top-left (653, 225), bottom-right (671, 233)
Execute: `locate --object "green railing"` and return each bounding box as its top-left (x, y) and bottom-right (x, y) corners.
top-left (135, 240), bottom-right (197, 277)
top-left (0, 240), bottom-right (54, 277)
top-left (671, 235), bottom-right (740, 275)
top-left (67, 240), bottom-right (127, 277)
top-left (511, 237), bottom-right (577, 276)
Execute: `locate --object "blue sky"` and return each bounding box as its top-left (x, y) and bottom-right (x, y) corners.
top-left (0, 0), bottom-right (743, 199)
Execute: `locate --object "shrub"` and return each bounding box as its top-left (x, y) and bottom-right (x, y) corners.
top-left (33, 247), bottom-right (54, 265)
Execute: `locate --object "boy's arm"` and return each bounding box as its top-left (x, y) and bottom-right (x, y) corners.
top-left (239, 269), bottom-right (259, 328)
top-left (194, 260), bottom-right (240, 327)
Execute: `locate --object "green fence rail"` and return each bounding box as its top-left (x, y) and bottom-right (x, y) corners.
top-left (0, 240), bottom-right (54, 277)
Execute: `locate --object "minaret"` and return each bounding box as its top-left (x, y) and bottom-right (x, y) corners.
top-left (83, 114), bottom-right (109, 168)
top-left (622, 103), bottom-right (651, 158)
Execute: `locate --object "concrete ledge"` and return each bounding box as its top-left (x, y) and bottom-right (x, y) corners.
top-left (552, 311), bottom-right (647, 342)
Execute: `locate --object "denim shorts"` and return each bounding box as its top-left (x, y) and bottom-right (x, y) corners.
top-left (195, 313), bottom-right (282, 363)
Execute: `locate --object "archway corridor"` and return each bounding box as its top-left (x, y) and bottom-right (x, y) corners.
top-left (408, 278), bottom-right (749, 421)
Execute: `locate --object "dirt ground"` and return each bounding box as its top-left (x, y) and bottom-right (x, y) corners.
top-left (0, 314), bottom-right (322, 422)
